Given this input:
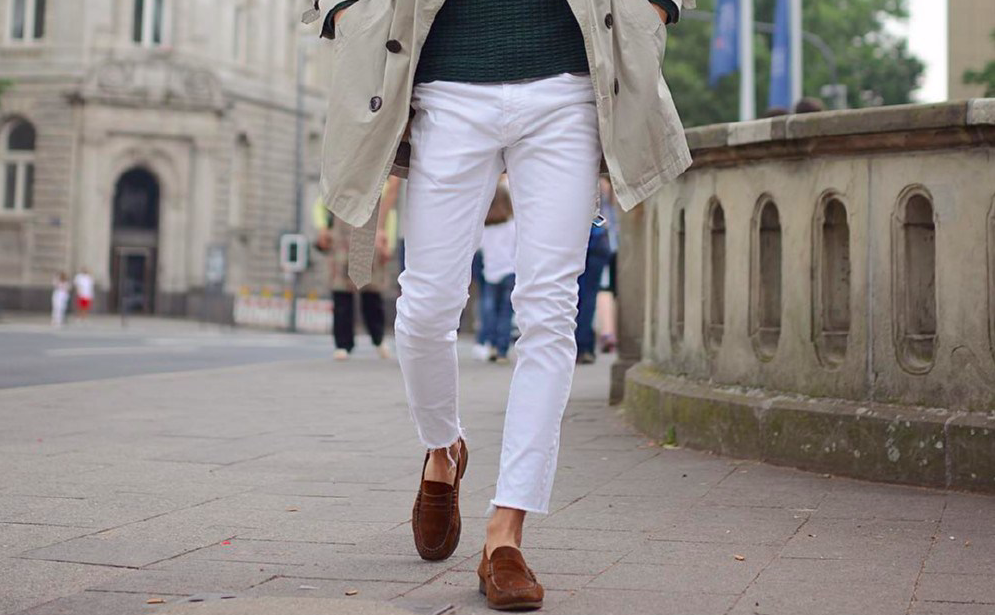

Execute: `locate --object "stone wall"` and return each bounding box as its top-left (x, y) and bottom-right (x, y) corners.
top-left (623, 100), bottom-right (995, 492)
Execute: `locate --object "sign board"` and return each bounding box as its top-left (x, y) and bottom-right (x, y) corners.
top-left (280, 233), bottom-right (309, 273)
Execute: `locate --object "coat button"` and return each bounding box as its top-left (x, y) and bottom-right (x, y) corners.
top-left (386, 39), bottom-right (402, 53)
top-left (614, 79), bottom-right (620, 95)
top-left (370, 96), bottom-right (383, 112)
top-left (604, 13), bottom-right (613, 28)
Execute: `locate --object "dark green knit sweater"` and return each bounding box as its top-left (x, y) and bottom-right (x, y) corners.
top-left (324, 0), bottom-right (679, 84)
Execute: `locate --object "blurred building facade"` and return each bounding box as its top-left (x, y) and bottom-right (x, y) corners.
top-left (0, 0), bottom-right (330, 317)
top-left (948, 0), bottom-right (995, 100)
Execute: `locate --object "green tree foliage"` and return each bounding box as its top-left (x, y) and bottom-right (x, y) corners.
top-left (663, 0), bottom-right (925, 127)
top-left (963, 30), bottom-right (995, 97)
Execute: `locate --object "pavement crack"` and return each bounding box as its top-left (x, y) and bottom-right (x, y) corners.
top-left (723, 503), bottom-right (815, 615)
top-left (906, 497), bottom-right (947, 615)
top-left (12, 556), bottom-right (141, 570)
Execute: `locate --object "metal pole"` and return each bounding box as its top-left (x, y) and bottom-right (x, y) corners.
top-left (739, 0), bottom-right (756, 121)
top-left (290, 39), bottom-right (306, 333)
top-left (790, 0), bottom-right (803, 105)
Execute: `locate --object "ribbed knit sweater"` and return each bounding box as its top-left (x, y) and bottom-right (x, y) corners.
top-left (325, 0), bottom-right (679, 84)
top-left (416, 0), bottom-right (588, 84)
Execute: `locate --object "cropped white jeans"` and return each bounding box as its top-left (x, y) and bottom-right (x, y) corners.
top-left (394, 73), bottom-right (602, 515)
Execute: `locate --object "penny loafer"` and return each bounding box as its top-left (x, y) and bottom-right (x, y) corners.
top-left (477, 546), bottom-right (544, 611)
top-left (411, 438), bottom-right (468, 561)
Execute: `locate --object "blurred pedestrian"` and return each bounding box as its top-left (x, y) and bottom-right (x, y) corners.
top-left (73, 267), bottom-right (94, 321)
top-left (52, 272), bottom-right (70, 327)
top-left (475, 184), bottom-right (516, 364)
top-left (315, 176), bottom-right (399, 361)
top-left (794, 97), bottom-right (825, 114)
top-left (575, 179), bottom-right (614, 364)
top-left (471, 249), bottom-right (487, 360)
top-left (597, 182), bottom-right (621, 354)
top-left (761, 106), bottom-right (790, 118)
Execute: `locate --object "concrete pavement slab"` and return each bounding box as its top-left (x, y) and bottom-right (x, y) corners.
top-left (2, 322), bottom-right (995, 613)
top-left (546, 588), bottom-right (738, 615)
top-left (156, 596), bottom-right (418, 615)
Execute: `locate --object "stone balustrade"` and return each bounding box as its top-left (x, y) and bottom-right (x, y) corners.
top-left (621, 100), bottom-right (995, 492)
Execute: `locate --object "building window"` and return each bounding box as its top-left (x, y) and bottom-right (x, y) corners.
top-left (813, 194), bottom-right (851, 368)
top-left (704, 200), bottom-right (726, 354)
top-left (1, 119), bottom-right (36, 212)
top-left (133, 0), bottom-right (165, 47)
top-left (8, 0), bottom-right (45, 42)
top-left (750, 197), bottom-right (782, 361)
top-left (892, 187), bottom-right (937, 374)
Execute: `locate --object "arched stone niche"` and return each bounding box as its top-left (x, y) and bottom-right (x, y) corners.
top-left (750, 196), bottom-right (782, 361)
top-left (670, 207), bottom-right (686, 347)
top-left (703, 199), bottom-right (726, 355)
top-left (892, 186), bottom-right (938, 375)
top-left (812, 192), bottom-right (851, 369)
top-left (988, 196), bottom-right (995, 367)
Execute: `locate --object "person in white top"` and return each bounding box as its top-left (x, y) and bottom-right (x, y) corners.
top-left (73, 268), bottom-right (95, 320)
top-left (474, 185), bottom-right (517, 364)
top-left (52, 272), bottom-right (71, 327)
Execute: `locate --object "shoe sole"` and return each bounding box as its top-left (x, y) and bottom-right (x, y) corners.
top-left (478, 579), bottom-right (543, 611)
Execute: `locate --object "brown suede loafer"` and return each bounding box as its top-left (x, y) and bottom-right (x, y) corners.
top-left (477, 546), bottom-right (544, 611)
top-left (411, 438), bottom-right (468, 561)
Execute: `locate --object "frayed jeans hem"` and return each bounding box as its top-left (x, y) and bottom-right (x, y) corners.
top-left (485, 499), bottom-right (549, 518)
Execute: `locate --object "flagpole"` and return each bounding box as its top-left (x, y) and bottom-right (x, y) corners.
top-left (739, 0), bottom-right (755, 121)
top-left (790, 0), bottom-right (803, 105)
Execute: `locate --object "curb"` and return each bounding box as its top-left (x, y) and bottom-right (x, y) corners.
top-left (623, 364), bottom-right (995, 493)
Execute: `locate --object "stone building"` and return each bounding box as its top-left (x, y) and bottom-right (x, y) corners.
top-left (0, 0), bottom-right (331, 317)
top-left (948, 0), bottom-right (995, 100)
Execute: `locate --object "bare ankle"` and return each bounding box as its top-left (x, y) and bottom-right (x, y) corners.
top-left (423, 442), bottom-right (460, 484)
top-left (486, 507), bottom-right (526, 556)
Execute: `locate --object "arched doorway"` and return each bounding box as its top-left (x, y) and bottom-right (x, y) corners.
top-left (110, 168), bottom-right (160, 314)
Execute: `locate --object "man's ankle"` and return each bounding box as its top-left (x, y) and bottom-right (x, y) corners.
top-left (424, 444), bottom-right (459, 484)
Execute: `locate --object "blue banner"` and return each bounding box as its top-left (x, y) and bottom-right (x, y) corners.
top-left (709, 0), bottom-right (740, 86)
top-left (768, 0), bottom-right (792, 109)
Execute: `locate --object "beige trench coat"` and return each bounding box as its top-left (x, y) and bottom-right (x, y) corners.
top-left (319, 0), bottom-right (695, 229)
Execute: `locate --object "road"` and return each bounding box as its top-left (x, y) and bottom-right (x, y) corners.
top-left (0, 315), bottom-right (343, 389)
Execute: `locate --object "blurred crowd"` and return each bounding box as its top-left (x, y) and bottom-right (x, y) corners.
top-left (313, 175), bottom-right (624, 365)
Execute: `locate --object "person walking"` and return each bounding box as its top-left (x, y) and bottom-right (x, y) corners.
top-left (51, 272), bottom-right (70, 327)
top-left (476, 184), bottom-right (516, 365)
top-left (597, 188), bottom-right (622, 354)
top-left (314, 176), bottom-right (399, 360)
top-left (72, 267), bottom-right (94, 322)
top-left (575, 178), bottom-right (614, 364)
top-left (316, 0), bottom-right (692, 609)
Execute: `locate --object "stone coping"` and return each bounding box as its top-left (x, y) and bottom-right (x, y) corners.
top-left (685, 99), bottom-right (995, 165)
top-left (624, 363), bottom-right (995, 494)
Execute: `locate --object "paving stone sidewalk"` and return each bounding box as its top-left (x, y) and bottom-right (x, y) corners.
top-left (1, 344), bottom-right (994, 615)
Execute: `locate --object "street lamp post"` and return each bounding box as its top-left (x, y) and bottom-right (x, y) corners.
top-left (289, 36), bottom-right (310, 333)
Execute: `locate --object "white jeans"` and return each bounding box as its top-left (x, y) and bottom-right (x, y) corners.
top-left (395, 74), bottom-right (602, 515)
